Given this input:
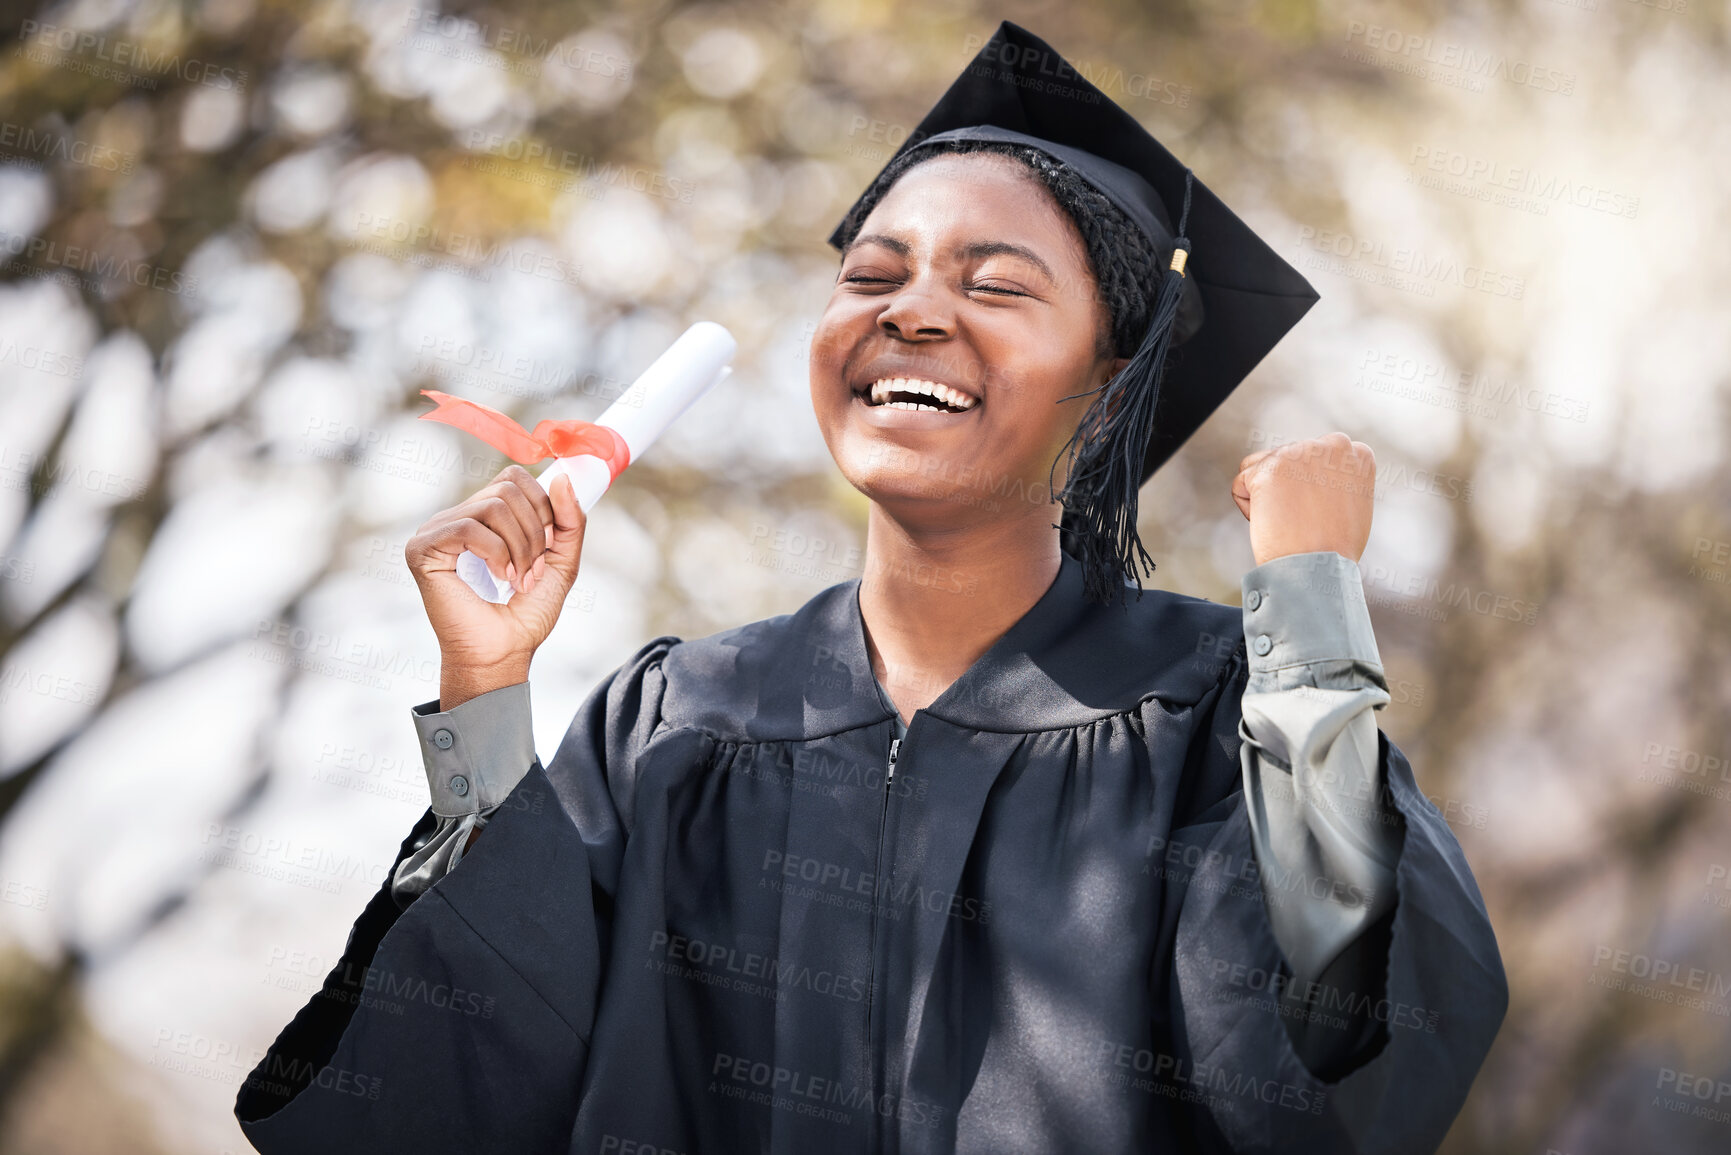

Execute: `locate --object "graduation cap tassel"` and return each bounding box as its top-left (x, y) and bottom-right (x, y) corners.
top-left (1055, 170), bottom-right (1195, 607)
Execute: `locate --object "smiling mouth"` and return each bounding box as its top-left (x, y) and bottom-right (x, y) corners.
top-left (860, 377), bottom-right (979, 413)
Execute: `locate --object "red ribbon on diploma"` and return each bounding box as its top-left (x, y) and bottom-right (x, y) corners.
top-left (416, 389), bottom-right (632, 482)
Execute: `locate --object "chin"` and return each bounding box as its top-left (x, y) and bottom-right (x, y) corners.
top-left (843, 450), bottom-right (1030, 529)
top-left (835, 453), bottom-right (945, 510)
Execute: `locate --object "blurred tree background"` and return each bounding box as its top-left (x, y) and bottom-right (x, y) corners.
top-left (0, 0), bottom-right (1727, 1151)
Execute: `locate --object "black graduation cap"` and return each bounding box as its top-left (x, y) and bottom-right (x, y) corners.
top-left (827, 20), bottom-right (1319, 604)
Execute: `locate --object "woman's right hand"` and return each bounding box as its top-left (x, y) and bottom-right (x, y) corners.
top-left (405, 465), bottom-right (587, 700)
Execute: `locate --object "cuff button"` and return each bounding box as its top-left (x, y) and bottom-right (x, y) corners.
top-left (432, 728), bottom-right (454, 750)
top-left (1246, 589), bottom-right (1262, 611)
top-left (1253, 634), bottom-right (1273, 656)
top-left (450, 775), bottom-right (470, 797)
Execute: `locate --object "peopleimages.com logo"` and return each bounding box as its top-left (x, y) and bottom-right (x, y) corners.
top-left (19, 21), bottom-right (249, 91)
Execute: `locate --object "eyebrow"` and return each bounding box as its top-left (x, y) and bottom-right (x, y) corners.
top-left (959, 241), bottom-right (1055, 284)
top-left (843, 234), bottom-right (1056, 284)
top-left (845, 233), bottom-right (910, 258)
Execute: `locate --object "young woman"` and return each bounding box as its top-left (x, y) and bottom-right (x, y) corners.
top-left (238, 22), bottom-right (1505, 1155)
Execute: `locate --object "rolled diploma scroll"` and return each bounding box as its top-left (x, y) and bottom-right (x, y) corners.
top-left (454, 321), bottom-right (736, 604)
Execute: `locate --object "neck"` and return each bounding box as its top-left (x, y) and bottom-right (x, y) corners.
top-left (857, 500), bottom-right (1064, 721)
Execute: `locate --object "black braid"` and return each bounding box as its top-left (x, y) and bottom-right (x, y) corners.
top-left (832, 139), bottom-right (1169, 603)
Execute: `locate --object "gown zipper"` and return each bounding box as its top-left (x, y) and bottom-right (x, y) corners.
top-left (863, 734), bottom-right (900, 1134)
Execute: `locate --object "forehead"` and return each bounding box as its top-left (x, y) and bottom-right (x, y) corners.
top-left (855, 152), bottom-right (1092, 271)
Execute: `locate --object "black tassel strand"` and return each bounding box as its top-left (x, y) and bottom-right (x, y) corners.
top-left (1053, 170), bottom-right (1195, 607)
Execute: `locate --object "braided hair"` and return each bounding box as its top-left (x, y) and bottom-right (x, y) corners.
top-left (831, 139), bottom-right (1170, 605)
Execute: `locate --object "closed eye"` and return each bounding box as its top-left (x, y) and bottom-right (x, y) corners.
top-left (967, 283), bottom-right (1027, 296)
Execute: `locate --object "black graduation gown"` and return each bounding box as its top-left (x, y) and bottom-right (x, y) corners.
top-left (236, 550), bottom-right (1507, 1154)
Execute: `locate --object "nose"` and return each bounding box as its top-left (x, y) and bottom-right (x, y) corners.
top-left (876, 279), bottom-right (953, 342)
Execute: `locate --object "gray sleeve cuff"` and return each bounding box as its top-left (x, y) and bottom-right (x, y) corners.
top-left (1242, 551), bottom-right (1385, 695)
top-left (410, 680), bottom-right (537, 817)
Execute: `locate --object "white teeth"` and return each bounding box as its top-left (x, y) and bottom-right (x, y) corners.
top-left (866, 377), bottom-right (978, 411)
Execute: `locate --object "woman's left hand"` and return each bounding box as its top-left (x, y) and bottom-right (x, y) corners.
top-left (1231, 432), bottom-right (1376, 566)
